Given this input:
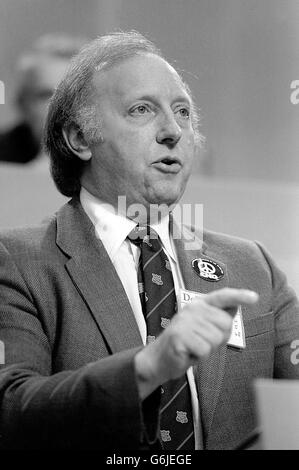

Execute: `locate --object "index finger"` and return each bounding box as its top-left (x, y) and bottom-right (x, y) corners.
top-left (204, 288), bottom-right (259, 312)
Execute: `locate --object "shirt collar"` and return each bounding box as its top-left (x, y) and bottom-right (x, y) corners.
top-left (150, 217), bottom-right (176, 263)
top-left (80, 187), bottom-right (177, 263)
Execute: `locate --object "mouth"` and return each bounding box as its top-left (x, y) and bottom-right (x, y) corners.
top-left (151, 157), bottom-right (182, 174)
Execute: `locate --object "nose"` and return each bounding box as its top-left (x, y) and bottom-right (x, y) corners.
top-left (156, 113), bottom-right (182, 146)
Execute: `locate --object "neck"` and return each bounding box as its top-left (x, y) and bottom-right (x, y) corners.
top-left (80, 184), bottom-right (173, 226)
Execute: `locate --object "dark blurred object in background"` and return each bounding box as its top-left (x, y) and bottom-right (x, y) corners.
top-left (0, 33), bottom-right (87, 164)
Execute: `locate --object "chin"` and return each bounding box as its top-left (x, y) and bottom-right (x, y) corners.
top-left (142, 178), bottom-right (187, 208)
top-left (147, 189), bottom-right (182, 207)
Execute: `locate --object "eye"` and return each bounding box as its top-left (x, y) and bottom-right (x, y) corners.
top-left (177, 107), bottom-right (190, 119)
top-left (130, 104), bottom-right (150, 115)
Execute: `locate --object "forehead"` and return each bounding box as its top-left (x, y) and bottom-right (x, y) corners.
top-left (92, 53), bottom-right (191, 103)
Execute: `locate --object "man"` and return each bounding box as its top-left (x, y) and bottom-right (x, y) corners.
top-left (0, 33), bottom-right (86, 164)
top-left (0, 31), bottom-right (298, 450)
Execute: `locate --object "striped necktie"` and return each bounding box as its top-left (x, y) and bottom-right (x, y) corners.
top-left (128, 225), bottom-right (195, 450)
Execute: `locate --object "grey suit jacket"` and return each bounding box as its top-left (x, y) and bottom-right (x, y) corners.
top-left (0, 198), bottom-right (298, 450)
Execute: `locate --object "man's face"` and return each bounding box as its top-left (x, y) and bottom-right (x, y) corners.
top-left (83, 53), bottom-right (196, 211)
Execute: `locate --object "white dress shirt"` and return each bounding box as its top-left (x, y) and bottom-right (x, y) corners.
top-left (80, 187), bottom-right (201, 449)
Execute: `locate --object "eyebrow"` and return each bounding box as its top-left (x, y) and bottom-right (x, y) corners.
top-left (125, 93), bottom-right (192, 107)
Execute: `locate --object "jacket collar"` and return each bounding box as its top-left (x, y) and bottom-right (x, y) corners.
top-left (56, 198), bottom-right (143, 353)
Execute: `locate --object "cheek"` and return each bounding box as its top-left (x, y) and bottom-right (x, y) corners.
top-left (185, 132), bottom-right (196, 149)
top-left (184, 136), bottom-right (196, 162)
top-left (108, 140), bottom-right (146, 186)
top-left (119, 131), bottom-right (151, 167)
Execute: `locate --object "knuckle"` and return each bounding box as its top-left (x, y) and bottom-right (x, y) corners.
top-left (188, 298), bottom-right (205, 312)
top-left (215, 329), bottom-right (226, 345)
top-left (198, 341), bottom-right (212, 358)
top-left (223, 315), bottom-right (233, 331)
top-left (168, 327), bottom-right (182, 348)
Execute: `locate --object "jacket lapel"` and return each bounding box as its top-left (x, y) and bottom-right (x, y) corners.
top-left (173, 224), bottom-right (229, 447)
top-left (56, 198), bottom-right (143, 354)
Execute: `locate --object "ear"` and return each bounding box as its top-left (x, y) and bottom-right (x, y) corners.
top-left (62, 124), bottom-right (92, 161)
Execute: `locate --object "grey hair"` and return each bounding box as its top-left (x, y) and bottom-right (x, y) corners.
top-left (44, 30), bottom-right (203, 197)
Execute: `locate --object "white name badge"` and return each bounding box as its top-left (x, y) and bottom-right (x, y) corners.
top-left (227, 306), bottom-right (246, 349)
top-left (180, 288), bottom-right (203, 306)
top-left (179, 288), bottom-right (246, 350)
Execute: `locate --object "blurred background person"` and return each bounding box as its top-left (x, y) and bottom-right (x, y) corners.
top-left (0, 33), bottom-right (87, 166)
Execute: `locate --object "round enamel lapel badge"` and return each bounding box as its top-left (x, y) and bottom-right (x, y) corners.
top-left (192, 257), bottom-right (224, 282)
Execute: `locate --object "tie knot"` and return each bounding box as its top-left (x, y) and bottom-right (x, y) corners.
top-left (128, 225), bottom-right (160, 249)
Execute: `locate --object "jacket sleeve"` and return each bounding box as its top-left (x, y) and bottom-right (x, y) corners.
top-left (255, 242), bottom-right (299, 379)
top-left (0, 240), bottom-right (159, 450)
